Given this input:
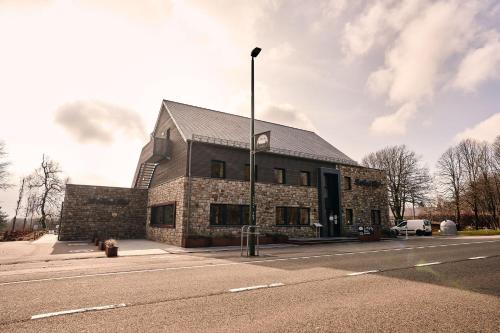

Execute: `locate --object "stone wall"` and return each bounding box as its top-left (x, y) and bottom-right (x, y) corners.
top-left (338, 165), bottom-right (389, 235)
top-left (188, 177), bottom-right (318, 238)
top-left (59, 185), bottom-right (147, 241)
top-left (146, 177), bottom-right (187, 246)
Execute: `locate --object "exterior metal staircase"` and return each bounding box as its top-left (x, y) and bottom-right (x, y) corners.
top-left (135, 162), bottom-right (158, 189)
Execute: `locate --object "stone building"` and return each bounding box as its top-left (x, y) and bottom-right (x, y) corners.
top-left (59, 100), bottom-right (389, 246)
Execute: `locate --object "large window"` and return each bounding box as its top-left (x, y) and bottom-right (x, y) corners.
top-left (344, 176), bottom-right (352, 190)
top-left (211, 160), bottom-right (225, 179)
top-left (299, 171), bottom-right (310, 186)
top-left (210, 204), bottom-right (249, 226)
top-left (150, 203), bottom-right (176, 227)
top-left (244, 164), bottom-right (258, 181)
top-left (371, 209), bottom-right (381, 225)
top-left (274, 168), bottom-right (286, 184)
top-left (276, 207), bottom-right (310, 226)
top-left (345, 208), bottom-right (353, 225)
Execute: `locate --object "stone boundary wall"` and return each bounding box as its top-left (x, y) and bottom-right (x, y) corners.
top-left (147, 177), bottom-right (187, 246)
top-left (338, 165), bottom-right (389, 235)
top-left (59, 184), bottom-right (147, 241)
top-left (188, 177), bottom-right (317, 238)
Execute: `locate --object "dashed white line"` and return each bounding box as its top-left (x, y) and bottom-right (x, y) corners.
top-left (468, 256), bottom-right (488, 260)
top-left (415, 262), bottom-right (441, 267)
top-left (31, 303), bottom-right (127, 320)
top-left (229, 282), bottom-right (284, 293)
top-left (347, 270), bottom-right (379, 276)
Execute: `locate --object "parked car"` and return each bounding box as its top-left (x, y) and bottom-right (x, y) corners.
top-left (391, 219), bottom-right (432, 236)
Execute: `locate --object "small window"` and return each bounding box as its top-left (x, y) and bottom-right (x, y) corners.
top-left (371, 209), bottom-right (381, 225)
top-left (274, 168), bottom-right (286, 184)
top-left (244, 164), bottom-right (258, 181)
top-left (344, 176), bottom-right (352, 190)
top-left (345, 209), bottom-right (353, 225)
top-left (276, 207), bottom-right (310, 226)
top-left (166, 128), bottom-right (171, 140)
top-left (211, 160), bottom-right (225, 178)
top-left (150, 204), bottom-right (176, 227)
top-left (299, 171), bottom-right (310, 186)
top-left (210, 204), bottom-right (249, 226)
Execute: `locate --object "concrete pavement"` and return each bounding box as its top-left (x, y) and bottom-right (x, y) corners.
top-left (0, 237), bottom-right (499, 332)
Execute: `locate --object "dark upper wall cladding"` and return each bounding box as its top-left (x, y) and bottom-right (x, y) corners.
top-left (190, 142), bottom-right (337, 187)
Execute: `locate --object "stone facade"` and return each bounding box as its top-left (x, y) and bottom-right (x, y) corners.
top-left (146, 177), bottom-right (187, 246)
top-left (59, 184), bottom-right (147, 241)
top-left (338, 165), bottom-right (390, 235)
top-left (188, 177), bottom-right (318, 238)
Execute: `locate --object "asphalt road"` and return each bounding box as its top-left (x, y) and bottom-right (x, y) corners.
top-left (0, 237), bottom-right (499, 332)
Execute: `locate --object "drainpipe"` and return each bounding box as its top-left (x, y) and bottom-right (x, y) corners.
top-left (186, 140), bottom-right (193, 244)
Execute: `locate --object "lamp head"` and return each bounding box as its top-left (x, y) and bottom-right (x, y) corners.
top-left (251, 47), bottom-right (262, 58)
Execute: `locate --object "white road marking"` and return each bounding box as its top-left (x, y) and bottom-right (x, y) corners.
top-left (415, 262), bottom-right (441, 267)
top-left (229, 282), bottom-right (284, 293)
top-left (347, 270), bottom-right (379, 276)
top-left (31, 303), bottom-right (127, 320)
top-left (1, 240), bottom-right (498, 286)
top-left (468, 256), bottom-right (487, 260)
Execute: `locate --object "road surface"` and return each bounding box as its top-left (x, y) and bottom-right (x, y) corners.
top-left (0, 237), bottom-right (499, 332)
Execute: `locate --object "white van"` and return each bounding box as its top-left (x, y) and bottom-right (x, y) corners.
top-left (391, 219), bottom-right (432, 236)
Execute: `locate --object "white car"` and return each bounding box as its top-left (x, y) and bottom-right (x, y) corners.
top-left (391, 219), bottom-right (432, 236)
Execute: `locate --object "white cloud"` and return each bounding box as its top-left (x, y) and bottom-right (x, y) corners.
top-left (259, 104), bottom-right (316, 131)
top-left (454, 113), bottom-right (500, 143)
top-left (353, 0), bottom-right (483, 135)
top-left (370, 103), bottom-right (416, 135)
top-left (268, 42), bottom-right (295, 61)
top-left (453, 33), bottom-right (500, 91)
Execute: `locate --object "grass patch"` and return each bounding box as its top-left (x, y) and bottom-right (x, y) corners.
top-left (457, 229), bottom-right (500, 236)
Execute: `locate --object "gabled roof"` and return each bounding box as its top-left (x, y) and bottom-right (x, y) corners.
top-left (162, 100), bottom-right (357, 165)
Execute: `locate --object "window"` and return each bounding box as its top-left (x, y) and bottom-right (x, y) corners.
top-left (210, 204), bottom-right (249, 226)
top-left (299, 171), bottom-right (310, 186)
top-left (150, 204), bottom-right (176, 227)
top-left (344, 176), bottom-right (352, 190)
top-left (345, 208), bottom-right (353, 225)
top-left (274, 168), bottom-right (286, 184)
top-left (276, 207), bottom-right (310, 226)
top-left (371, 209), bottom-right (381, 225)
top-left (211, 160), bottom-right (225, 178)
top-left (244, 164), bottom-right (258, 181)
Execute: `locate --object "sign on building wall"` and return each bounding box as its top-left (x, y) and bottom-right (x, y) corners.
top-left (255, 131), bottom-right (271, 152)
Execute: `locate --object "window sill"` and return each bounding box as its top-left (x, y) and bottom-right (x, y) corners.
top-left (149, 224), bottom-right (176, 229)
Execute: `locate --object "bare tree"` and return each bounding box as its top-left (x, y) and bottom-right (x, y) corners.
top-left (30, 155), bottom-right (64, 229)
top-left (436, 146), bottom-right (463, 225)
top-left (0, 141), bottom-right (11, 190)
top-left (22, 180), bottom-right (37, 231)
top-left (457, 139), bottom-right (482, 229)
top-left (11, 177), bottom-right (27, 233)
top-left (362, 145), bottom-right (430, 222)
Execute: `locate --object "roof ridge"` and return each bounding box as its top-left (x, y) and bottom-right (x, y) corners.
top-left (162, 99), bottom-right (316, 134)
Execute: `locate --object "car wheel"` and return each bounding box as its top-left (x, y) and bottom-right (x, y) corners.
top-left (416, 230), bottom-right (423, 236)
top-left (424, 231), bottom-right (432, 236)
top-left (391, 229), bottom-right (399, 236)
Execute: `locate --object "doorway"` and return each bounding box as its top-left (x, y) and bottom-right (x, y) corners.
top-left (318, 168), bottom-right (342, 237)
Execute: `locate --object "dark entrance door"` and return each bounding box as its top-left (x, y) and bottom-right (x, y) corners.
top-left (318, 168), bottom-right (342, 237)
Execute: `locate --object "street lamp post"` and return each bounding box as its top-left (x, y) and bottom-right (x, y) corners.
top-left (249, 47), bottom-right (261, 256)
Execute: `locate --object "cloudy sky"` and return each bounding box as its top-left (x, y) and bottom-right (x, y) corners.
top-left (1, 0), bottom-right (499, 214)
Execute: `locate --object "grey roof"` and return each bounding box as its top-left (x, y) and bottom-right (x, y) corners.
top-left (162, 100), bottom-right (357, 165)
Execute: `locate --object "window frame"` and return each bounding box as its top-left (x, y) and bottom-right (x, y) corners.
top-left (275, 206), bottom-right (310, 226)
top-left (211, 160), bottom-right (226, 179)
top-left (344, 176), bottom-right (352, 191)
top-left (244, 164), bottom-right (258, 182)
top-left (345, 208), bottom-right (353, 225)
top-left (274, 168), bottom-right (286, 184)
top-left (150, 202), bottom-right (176, 228)
top-left (210, 204), bottom-right (250, 226)
top-left (371, 209), bottom-right (381, 225)
top-left (299, 171), bottom-right (311, 186)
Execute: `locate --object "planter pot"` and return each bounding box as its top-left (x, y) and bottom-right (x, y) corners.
top-left (99, 241), bottom-right (106, 251)
top-left (94, 238), bottom-right (99, 246)
top-left (105, 246), bottom-right (118, 257)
